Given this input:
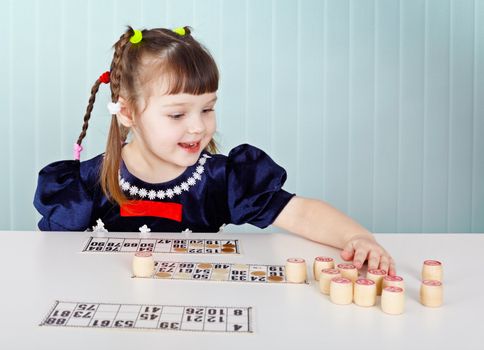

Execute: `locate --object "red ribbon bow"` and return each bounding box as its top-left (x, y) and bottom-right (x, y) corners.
top-left (120, 200), bottom-right (182, 222)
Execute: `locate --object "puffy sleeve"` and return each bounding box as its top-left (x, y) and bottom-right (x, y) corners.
top-left (33, 160), bottom-right (95, 231)
top-left (226, 144), bottom-right (295, 228)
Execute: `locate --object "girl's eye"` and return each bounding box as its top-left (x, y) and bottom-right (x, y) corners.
top-left (168, 109), bottom-right (214, 119)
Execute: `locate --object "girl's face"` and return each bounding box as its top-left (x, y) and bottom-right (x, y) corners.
top-left (127, 90), bottom-right (217, 175)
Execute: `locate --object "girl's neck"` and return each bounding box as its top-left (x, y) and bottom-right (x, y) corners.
top-left (121, 142), bottom-right (187, 184)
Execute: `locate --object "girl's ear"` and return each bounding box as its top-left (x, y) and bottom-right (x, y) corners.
top-left (116, 96), bottom-right (135, 127)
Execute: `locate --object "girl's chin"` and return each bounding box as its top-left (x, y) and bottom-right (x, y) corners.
top-left (173, 146), bottom-right (204, 166)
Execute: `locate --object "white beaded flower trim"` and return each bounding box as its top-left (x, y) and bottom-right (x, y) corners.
top-left (92, 218), bottom-right (108, 233)
top-left (119, 154), bottom-right (211, 200)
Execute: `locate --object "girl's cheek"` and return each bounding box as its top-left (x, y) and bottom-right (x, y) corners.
top-left (209, 118), bottom-right (217, 132)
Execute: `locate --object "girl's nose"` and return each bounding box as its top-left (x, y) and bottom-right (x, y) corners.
top-left (187, 114), bottom-right (206, 134)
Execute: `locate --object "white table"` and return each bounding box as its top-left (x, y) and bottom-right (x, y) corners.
top-left (0, 231), bottom-right (482, 349)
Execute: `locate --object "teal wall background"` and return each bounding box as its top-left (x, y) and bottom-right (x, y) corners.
top-left (0, 0), bottom-right (483, 232)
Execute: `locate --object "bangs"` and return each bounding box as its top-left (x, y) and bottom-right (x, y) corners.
top-left (139, 40), bottom-right (219, 97)
top-left (162, 48), bottom-right (219, 95)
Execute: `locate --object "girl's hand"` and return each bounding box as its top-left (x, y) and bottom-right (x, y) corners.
top-left (340, 235), bottom-right (396, 276)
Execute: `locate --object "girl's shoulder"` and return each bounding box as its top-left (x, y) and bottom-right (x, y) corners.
top-left (206, 144), bottom-right (286, 181)
top-left (206, 143), bottom-right (294, 229)
top-left (79, 153), bottom-right (104, 183)
top-left (34, 154), bottom-right (105, 231)
top-left (38, 153), bottom-right (104, 186)
top-left (207, 143), bottom-right (274, 166)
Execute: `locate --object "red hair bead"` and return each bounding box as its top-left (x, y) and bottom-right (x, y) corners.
top-left (99, 71), bottom-right (110, 84)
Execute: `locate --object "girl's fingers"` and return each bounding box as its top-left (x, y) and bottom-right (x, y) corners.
top-left (353, 248), bottom-right (370, 269)
top-left (340, 241), bottom-right (355, 261)
top-left (340, 238), bottom-right (397, 275)
top-left (388, 259), bottom-right (397, 276)
top-left (367, 250), bottom-right (381, 271)
top-left (378, 255), bottom-right (391, 274)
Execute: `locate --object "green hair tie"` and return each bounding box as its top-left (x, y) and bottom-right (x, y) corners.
top-left (173, 27), bottom-right (186, 36)
top-left (130, 29), bottom-right (143, 44)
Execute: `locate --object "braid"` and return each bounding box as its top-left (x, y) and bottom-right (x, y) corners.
top-left (76, 79), bottom-right (102, 146)
top-left (100, 27), bottom-right (135, 204)
top-left (109, 28), bottom-right (134, 102)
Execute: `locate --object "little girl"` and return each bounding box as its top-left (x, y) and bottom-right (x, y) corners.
top-left (34, 26), bottom-right (395, 275)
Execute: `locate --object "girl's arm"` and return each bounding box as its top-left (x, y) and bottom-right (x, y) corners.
top-left (273, 196), bottom-right (396, 275)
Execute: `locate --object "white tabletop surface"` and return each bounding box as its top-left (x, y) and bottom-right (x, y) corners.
top-left (0, 231), bottom-right (482, 350)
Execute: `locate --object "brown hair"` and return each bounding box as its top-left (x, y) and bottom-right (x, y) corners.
top-left (75, 26), bottom-right (219, 205)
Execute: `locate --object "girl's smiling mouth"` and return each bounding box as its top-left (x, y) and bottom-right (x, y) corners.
top-left (178, 141), bottom-right (201, 153)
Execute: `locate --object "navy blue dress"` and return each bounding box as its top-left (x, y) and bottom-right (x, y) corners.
top-left (33, 144), bottom-right (294, 232)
